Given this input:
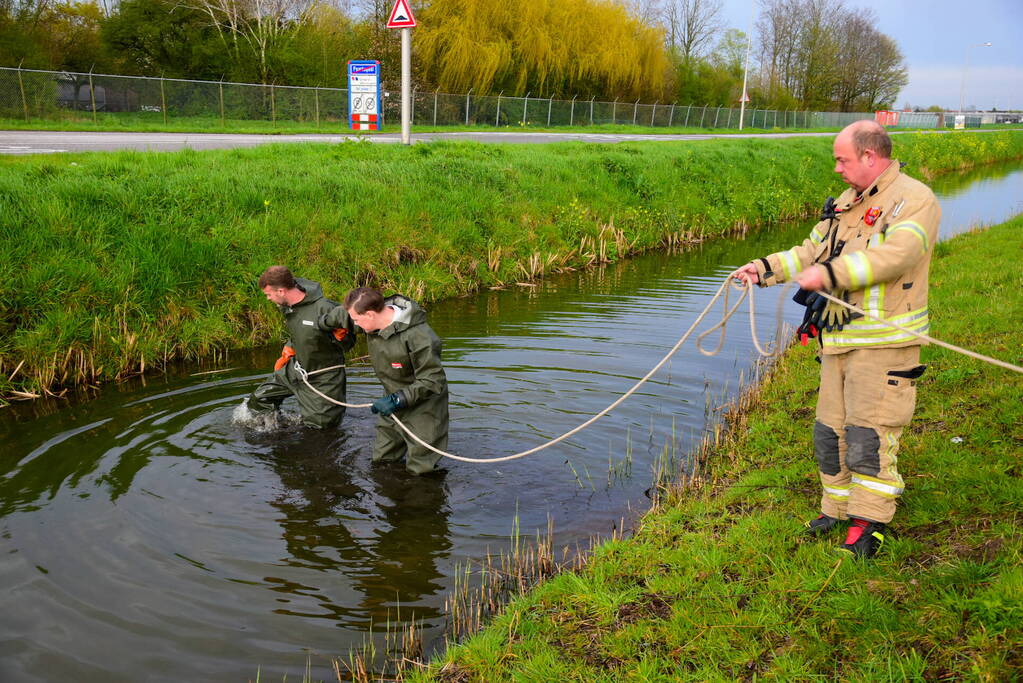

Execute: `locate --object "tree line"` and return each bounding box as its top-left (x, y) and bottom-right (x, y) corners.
top-left (0, 0), bottom-right (907, 111)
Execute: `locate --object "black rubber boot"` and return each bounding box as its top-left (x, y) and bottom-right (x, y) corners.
top-left (804, 513), bottom-right (842, 537)
top-left (836, 519), bottom-right (886, 559)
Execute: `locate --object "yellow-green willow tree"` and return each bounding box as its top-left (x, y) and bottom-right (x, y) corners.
top-left (415, 0), bottom-right (672, 100)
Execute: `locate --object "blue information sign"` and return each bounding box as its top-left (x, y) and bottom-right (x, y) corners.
top-left (347, 60), bottom-right (382, 130)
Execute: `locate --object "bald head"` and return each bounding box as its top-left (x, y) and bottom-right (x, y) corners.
top-left (833, 120), bottom-right (894, 193)
top-left (841, 120), bottom-right (892, 159)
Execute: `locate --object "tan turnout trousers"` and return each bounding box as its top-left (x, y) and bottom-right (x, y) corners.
top-left (815, 346), bottom-right (923, 523)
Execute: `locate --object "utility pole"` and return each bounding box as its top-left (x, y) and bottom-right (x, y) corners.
top-left (386, 0), bottom-right (417, 144)
top-left (738, 1), bottom-right (755, 131)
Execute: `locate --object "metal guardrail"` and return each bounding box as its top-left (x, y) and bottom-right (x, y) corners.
top-left (0, 66), bottom-right (988, 131)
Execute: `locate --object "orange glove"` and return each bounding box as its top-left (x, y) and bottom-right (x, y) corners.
top-left (274, 345), bottom-right (296, 371)
top-left (331, 328), bottom-right (348, 343)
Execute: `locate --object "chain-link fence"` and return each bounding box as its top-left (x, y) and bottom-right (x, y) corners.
top-left (0, 66), bottom-right (992, 131)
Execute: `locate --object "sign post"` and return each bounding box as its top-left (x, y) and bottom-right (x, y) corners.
top-left (386, 0), bottom-right (417, 145)
top-left (347, 60), bottom-right (381, 131)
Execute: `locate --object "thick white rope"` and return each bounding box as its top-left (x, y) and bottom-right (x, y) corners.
top-left (816, 291), bottom-right (1023, 375)
top-left (376, 277), bottom-right (773, 464)
top-left (296, 276), bottom-right (1022, 464)
top-left (293, 361), bottom-right (373, 409)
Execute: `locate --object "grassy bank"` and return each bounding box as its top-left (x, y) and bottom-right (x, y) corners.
top-left (1, 131), bottom-right (1022, 401)
top-left (409, 215), bottom-right (1023, 681)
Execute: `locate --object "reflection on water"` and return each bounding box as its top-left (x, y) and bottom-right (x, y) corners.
top-left (1, 162), bottom-right (1021, 681)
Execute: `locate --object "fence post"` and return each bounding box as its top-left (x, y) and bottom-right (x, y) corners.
top-left (773, 109), bottom-right (778, 128)
top-left (159, 73), bottom-right (166, 124)
top-left (589, 96), bottom-right (594, 125)
top-left (433, 91), bottom-right (438, 125)
top-left (270, 83), bottom-right (276, 126)
top-left (570, 94), bottom-right (577, 126)
top-left (632, 99), bottom-right (639, 125)
top-left (314, 87), bottom-right (320, 128)
top-left (612, 98), bottom-right (617, 124)
top-left (411, 87), bottom-right (416, 125)
top-left (219, 77), bottom-right (225, 127)
top-left (89, 67), bottom-right (97, 123)
top-left (465, 88), bottom-right (472, 125)
top-left (726, 106), bottom-right (733, 129)
top-left (684, 103), bottom-right (692, 127)
top-left (495, 91), bottom-right (502, 126)
top-left (668, 103), bottom-right (675, 127)
top-left (651, 100), bottom-right (658, 126)
top-left (699, 103), bottom-right (707, 127)
top-left (547, 95), bottom-right (553, 126)
top-left (522, 92), bottom-right (530, 125)
top-left (16, 60), bottom-right (28, 121)
top-left (713, 106), bottom-right (720, 128)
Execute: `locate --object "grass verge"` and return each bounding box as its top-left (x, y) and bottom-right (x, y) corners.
top-left (1, 131), bottom-right (1022, 401)
top-left (1, 114), bottom-right (828, 135)
top-left (408, 214), bottom-right (1023, 681)
top-left (5, 114), bottom-right (1018, 137)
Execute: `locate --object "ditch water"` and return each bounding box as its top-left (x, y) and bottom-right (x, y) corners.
top-left (2, 160), bottom-right (1021, 682)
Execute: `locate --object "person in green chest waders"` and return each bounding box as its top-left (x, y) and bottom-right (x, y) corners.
top-left (322, 287), bottom-right (449, 475)
top-left (245, 266), bottom-right (357, 429)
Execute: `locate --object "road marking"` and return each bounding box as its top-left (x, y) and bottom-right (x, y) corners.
top-left (0, 145), bottom-right (68, 154)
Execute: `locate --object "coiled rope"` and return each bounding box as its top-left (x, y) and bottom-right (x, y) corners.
top-left (295, 275), bottom-right (1022, 464)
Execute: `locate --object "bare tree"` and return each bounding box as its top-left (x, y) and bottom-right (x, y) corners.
top-left (756, 0), bottom-right (800, 102)
top-left (181, 0), bottom-right (319, 83)
top-left (662, 0), bottom-right (723, 63)
top-left (860, 34), bottom-right (907, 110)
top-left (756, 0), bottom-right (906, 111)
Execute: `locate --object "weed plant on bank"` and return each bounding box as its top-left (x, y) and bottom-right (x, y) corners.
top-left (409, 214), bottom-right (1023, 681)
top-left (1, 131), bottom-right (1022, 400)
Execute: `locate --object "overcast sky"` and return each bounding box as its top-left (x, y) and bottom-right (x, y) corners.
top-left (716, 0), bottom-right (1023, 110)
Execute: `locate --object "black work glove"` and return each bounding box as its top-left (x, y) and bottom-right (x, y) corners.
top-left (804, 292), bottom-right (827, 329)
top-left (371, 392), bottom-right (405, 416)
top-left (796, 291), bottom-right (827, 344)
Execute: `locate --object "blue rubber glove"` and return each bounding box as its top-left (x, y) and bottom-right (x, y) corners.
top-left (371, 392), bottom-right (405, 416)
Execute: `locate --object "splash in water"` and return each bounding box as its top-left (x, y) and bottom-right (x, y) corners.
top-left (231, 399), bottom-right (302, 432)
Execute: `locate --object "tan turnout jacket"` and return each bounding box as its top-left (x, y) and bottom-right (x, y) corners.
top-left (754, 160), bottom-right (941, 354)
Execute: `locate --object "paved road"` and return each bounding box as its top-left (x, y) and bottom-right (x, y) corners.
top-left (0, 129), bottom-right (842, 154)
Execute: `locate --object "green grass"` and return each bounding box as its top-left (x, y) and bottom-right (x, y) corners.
top-left (409, 215), bottom-right (1023, 681)
top-left (0, 113), bottom-right (833, 136)
top-left (6, 113), bottom-right (1017, 137)
top-left (1, 131), bottom-right (1022, 400)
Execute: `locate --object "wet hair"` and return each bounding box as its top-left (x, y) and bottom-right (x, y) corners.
top-left (258, 265), bottom-right (297, 290)
top-left (345, 286), bottom-right (385, 314)
top-left (850, 121), bottom-right (892, 159)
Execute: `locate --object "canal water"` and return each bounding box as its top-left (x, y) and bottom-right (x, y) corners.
top-left (2, 161), bottom-right (1021, 682)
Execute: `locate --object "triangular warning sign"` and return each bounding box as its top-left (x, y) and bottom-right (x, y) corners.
top-left (386, 0), bottom-right (416, 28)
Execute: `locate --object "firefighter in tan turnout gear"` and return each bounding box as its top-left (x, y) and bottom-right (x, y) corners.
top-left (733, 120), bottom-right (940, 558)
